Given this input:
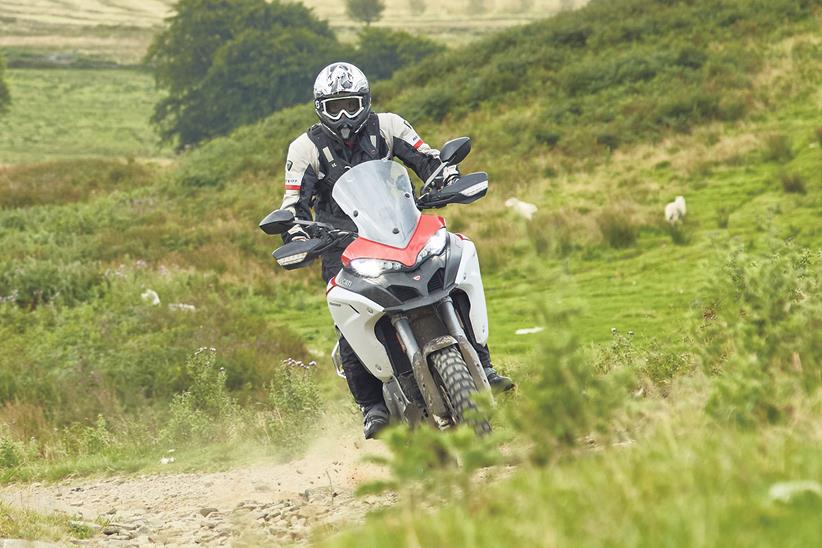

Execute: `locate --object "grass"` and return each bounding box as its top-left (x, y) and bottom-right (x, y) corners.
top-left (0, 68), bottom-right (171, 163)
top-left (0, 501), bottom-right (94, 541)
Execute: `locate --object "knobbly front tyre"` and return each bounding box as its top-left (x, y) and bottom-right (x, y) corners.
top-left (429, 345), bottom-right (492, 434)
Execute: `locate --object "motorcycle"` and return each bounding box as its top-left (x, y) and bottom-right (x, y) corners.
top-left (259, 137), bottom-right (493, 431)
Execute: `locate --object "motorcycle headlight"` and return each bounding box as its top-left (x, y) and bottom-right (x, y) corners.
top-left (416, 228), bottom-right (448, 264)
top-left (350, 258), bottom-right (404, 278)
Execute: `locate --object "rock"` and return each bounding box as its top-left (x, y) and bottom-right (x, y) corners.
top-left (199, 507), bottom-right (219, 517)
top-left (102, 525), bottom-right (122, 535)
top-left (112, 522), bottom-right (140, 531)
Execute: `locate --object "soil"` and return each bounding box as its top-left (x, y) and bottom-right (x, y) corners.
top-left (0, 423), bottom-right (392, 546)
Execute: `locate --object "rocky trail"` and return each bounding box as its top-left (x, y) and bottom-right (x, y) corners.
top-left (0, 424), bottom-right (392, 546)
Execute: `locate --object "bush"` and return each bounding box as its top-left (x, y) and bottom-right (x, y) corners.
top-left (696, 242), bottom-right (821, 426)
top-left (597, 206), bottom-right (637, 248)
top-left (261, 359), bottom-right (321, 448)
top-left (779, 172), bottom-right (807, 194)
top-left (534, 129), bottom-right (561, 147)
top-left (0, 159), bottom-right (154, 208)
top-left (161, 348), bottom-right (240, 445)
top-left (528, 210), bottom-right (578, 257)
top-left (513, 304), bottom-right (633, 464)
top-left (664, 221), bottom-right (691, 245)
top-left (0, 52), bottom-right (10, 115)
top-left (354, 28), bottom-right (438, 82)
top-left (0, 436), bottom-right (23, 470)
top-left (0, 260), bottom-right (104, 308)
top-left (762, 133), bottom-right (794, 163)
top-left (345, 0), bottom-right (385, 24)
top-left (716, 207), bottom-right (730, 229)
top-left (595, 133), bottom-right (620, 151)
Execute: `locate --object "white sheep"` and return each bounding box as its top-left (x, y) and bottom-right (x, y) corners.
top-left (141, 289), bottom-right (160, 306)
top-left (505, 197), bottom-right (538, 220)
top-left (664, 196), bottom-right (687, 224)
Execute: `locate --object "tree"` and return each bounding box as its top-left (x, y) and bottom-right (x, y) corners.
top-left (145, 0), bottom-right (344, 149)
top-left (354, 28), bottom-right (439, 81)
top-left (0, 53), bottom-right (11, 115)
top-left (345, 0), bottom-right (385, 26)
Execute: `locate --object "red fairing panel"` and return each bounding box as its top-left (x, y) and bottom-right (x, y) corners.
top-left (342, 215), bottom-right (446, 268)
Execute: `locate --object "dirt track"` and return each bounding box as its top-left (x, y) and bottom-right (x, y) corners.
top-left (0, 423), bottom-right (392, 546)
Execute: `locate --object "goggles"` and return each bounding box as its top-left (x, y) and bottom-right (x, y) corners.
top-left (319, 96), bottom-right (365, 120)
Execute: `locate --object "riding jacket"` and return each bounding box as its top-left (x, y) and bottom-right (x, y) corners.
top-left (279, 112), bottom-right (448, 241)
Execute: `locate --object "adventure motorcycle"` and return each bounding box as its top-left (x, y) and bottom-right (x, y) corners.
top-left (259, 138), bottom-right (493, 431)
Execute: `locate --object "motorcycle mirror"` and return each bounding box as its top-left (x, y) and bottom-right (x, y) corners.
top-left (434, 172), bottom-right (488, 206)
top-left (272, 238), bottom-right (323, 270)
top-left (259, 209), bottom-right (295, 235)
top-left (439, 137), bottom-right (472, 165)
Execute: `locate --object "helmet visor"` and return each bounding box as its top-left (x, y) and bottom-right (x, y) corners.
top-left (320, 96), bottom-right (364, 120)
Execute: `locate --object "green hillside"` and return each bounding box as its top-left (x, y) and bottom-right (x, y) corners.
top-left (0, 68), bottom-right (171, 163)
top-left (1, 0), bottom-right (821, 544)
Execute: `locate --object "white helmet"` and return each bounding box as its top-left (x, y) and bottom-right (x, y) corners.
top-left (313, 62), bottom-right (371, 140)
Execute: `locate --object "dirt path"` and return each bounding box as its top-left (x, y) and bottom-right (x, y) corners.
top-left (0, 423), bottom-right (392, 546)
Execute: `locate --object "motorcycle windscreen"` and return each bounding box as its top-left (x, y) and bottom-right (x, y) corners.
top-left (332, 160), bottom-right (420, 248)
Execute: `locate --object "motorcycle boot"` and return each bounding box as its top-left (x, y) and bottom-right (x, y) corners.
top-left (484, 366), bottom-right (515, 393)
top-left (362, 402), bottom-right (390, 439)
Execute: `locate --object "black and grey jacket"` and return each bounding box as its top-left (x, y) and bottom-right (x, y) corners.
top-left (279, 112), bottom-right (451, 241)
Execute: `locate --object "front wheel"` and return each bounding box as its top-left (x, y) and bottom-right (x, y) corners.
top-left (429, 346), bottom-right (491, 434)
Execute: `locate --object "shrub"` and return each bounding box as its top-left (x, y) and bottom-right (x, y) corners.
top-left (0, 160), bottom-right (154, 209)
top-left (0, 437), bottom-right (23, 470)
top-left (534, 129), bottom-right (561, 147)
top-left (664, 221), bottom-right (691, 245)
top-left (597, 206), bottom-right (637, 248)
top-left (401, 84), bottom-right (455, 122)
top-left (161, 348), bottom-right (240, 445)
top-left (762, 133), bottom-right (794, 163)
top-left (696, 242), bottom-right (821, 426)
top-left (346, 0), bottom-right (385, 24)
top-left (779, 172), bottom-right (806, 194)
top-left (716, 207), bottom-right (730, 229)
top-left (0, 260), bottom-right (104, 308)
top-left (596, 133), bottom-right (619, 151)
top-left (353, 28), bottom-right (438, 82)
top-left (261, 359), bottom-right (321, 447)
top-left (528, 210), bottom-right (577, 257)
top-left (0, 52), bottom-right (10, 115)
top-left (513, 304), bottom-right (633, 464)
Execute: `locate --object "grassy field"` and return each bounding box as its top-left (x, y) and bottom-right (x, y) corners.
top-left (0, 68), bottom-right (170, 163)
top-left (0, 0), bottom-right (821, 544)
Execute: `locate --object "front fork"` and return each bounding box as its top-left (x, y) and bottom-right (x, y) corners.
top-left (436, 297), bottom-right (492, 394)
top-left (390, 297), bottom-right (492, 420)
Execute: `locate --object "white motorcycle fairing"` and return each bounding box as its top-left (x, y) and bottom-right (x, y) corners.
top-left (326, 232), bottom-right (490, 381)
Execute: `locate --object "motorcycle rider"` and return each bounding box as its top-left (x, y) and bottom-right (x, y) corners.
top-left (278, 62), bottom-right (513, 439)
